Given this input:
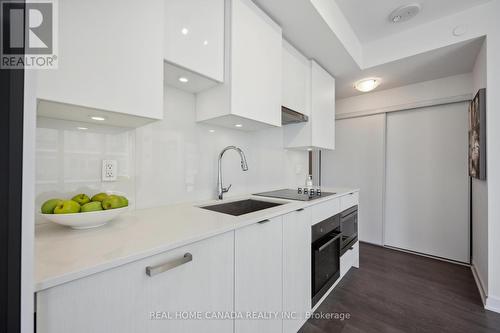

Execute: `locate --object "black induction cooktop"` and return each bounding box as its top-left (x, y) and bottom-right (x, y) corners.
top-left (254, 189), bottom-right (336, 201)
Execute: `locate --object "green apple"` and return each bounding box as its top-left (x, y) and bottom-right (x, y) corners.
top-left (81, 201), bottom-right (103, 213)
top-left (102, 195), bottom-right (128, 210)
top-left (91, 192), bottom-right (108, 202)
top-left (41, 199), bottom-right (63, 214)
top-left (118, 195), bottom-right (129, 207)
top-left (72, 194), bottom-right (90, 206)
top-left (54, 200), bottom-right (81, 214)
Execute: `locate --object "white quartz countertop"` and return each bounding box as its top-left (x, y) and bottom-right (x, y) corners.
top-left (35, 187), bottom-right (358, 292)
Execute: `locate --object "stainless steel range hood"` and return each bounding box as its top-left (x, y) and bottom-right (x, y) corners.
top-left (281, 106), bottom-right (308, 125)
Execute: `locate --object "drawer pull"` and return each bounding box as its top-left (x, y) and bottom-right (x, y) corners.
top-left (296, 208), bottom-right (304, 212)
top-left (146, 253), bottom-right (192, 277)
top-left (258, 219), bottom-right (270, 224)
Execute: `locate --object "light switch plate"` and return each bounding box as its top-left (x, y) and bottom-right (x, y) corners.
top-left (102, 160), bottom-right (117, 182)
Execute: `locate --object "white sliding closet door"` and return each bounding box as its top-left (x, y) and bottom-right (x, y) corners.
top-left (321, 114), bottom-right (386, 245)
top-left (384, 103), bottom-right (469, 263)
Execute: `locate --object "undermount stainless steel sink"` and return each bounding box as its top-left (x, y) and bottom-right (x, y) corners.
top-left (200, 199), bottom-right (284, 216)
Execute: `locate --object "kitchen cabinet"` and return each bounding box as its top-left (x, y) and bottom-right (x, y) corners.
top-left (340, 241), bottom-right (359, 277)
top-left (340, 191), bottom-right (359, 211)
top-left (234, 216), bottom-right (283, 333)
top-left (164, 0), bottom-right (225, 92)
top-left (282, 41), bottom-right (309, 116)
top-left (284, 60), bottom-right (336, 150)
top-left (283, 208), bottom-right (312, 333)
top-left (196, 0), bottom-right (282, 131)
top-left (37, 0), bottom-right (164, 126)
top-left (36, 232), bottom-right (234, 333)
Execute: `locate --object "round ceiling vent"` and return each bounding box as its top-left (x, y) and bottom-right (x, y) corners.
top-left (389, 4), bottom-right (421, 23)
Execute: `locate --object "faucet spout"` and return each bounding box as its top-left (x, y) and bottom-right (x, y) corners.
top-left (217, 146), bottom-right (248, 200)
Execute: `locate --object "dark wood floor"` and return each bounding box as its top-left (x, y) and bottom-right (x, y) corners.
top-left (300, 242), bottom-right (500, 333)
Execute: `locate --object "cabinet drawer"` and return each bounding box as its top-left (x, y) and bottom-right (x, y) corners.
top-left (37, 232), bottom-right (234, 333)
top-left (340, 242), bottom-right (359, 277)
top-left (340, 248), bottom-right (352, 278)
top-left (311, 198), bottom-right (340, 225)
top-left (340, 192), bottom-right (359, 211)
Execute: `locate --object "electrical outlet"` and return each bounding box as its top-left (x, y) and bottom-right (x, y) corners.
top-left (102, 160), bottom-right (117, 182)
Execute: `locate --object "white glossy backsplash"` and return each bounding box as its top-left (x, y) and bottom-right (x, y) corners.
top-left (35, 86), bottom-right (308, 222)
top-left (35, 119), bottom-right (136, 224)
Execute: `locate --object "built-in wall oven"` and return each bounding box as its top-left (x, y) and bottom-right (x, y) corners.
top-left (340, 206), bottom-right (358, 255)
top-left (311, 214), bottom-right (342, 306)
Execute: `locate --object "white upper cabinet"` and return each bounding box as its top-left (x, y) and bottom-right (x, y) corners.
top-left (164, 0), bottom-right (225, 92)
top-left (284, 60), bottom-right (336, 150)
top-left (36, 0), bottom-right (164, 126)
top-left (196, 0), bottom-right (282, 131)
top-left (282, 41), bottom-right (309, 116)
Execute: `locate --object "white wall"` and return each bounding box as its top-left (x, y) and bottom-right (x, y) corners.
top-left (485, 12), bottom-right (500, 313)
top-left (135, 86), bottom-right (307, 208)
top-left (321, 114), bottom-right (386, 245)
top-left (471, 39), bottom-right (489, 297)
top-left (35, 86), bottom-right (308, 214)
top-left (336, 73), bottom-right (473, 117)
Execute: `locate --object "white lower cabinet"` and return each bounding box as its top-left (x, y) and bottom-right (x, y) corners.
top-left (283, 208), bottom-right (312, 333)
top-left (36, 232), bottom-right (234, 333)
top-left (234, 216), bottom-right (283, 333)
top-left (340, 242), bottom-right (359, 278)
top-left (37, 199), bottom-right (354, 333)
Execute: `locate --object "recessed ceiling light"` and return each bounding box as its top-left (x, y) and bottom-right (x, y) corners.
top-left (209, 129), bottom-right (215, 133)
top-left (203, 40), bottom-right (209, 46)
top-left (90, 116), bottom-right (106, 121)
top-left (235, 124), bottom-right (243, 128)
top-left (389, 4), bottom-right (421, 24)
top-left (392, 15), bottom-right (402, 23)
top-left (181, 27), bottom-right (189, 35)
top-left (77, 127), bottom-right (88, 130)
top-left (178, 77), bottom-right (189, 83)
top-left (354, 78), bottom-right (381, 93)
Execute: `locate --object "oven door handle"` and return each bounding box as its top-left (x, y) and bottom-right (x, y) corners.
top-left (318, 233), bottom-right (342, 252)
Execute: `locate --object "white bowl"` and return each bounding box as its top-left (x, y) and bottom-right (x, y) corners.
top-left (41, 206), bottom-right (129, 230)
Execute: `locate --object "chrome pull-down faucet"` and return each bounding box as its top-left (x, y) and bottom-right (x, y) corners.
top-left (217, 146), bottom-right (248, 200)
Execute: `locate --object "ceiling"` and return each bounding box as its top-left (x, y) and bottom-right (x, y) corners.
top-left (253, 0), bottom-right (360, 77)
top-left (336, 37), bottom-right (484, 99)
top-left (335, 0), bottom-right (492, 43)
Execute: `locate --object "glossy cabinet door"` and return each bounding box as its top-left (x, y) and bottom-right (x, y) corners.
top-left (284, 60), bottom-right (336, 150)
top-left (36, 232), bottom-right (234, 333)
top-left (196, 0), bottom-right (282, 130)
top-left (234, 216), bottom-right (283, 333)
top-left (311, 61), bottom-right (336, 150)
top-left (164, 0), bottom-right (225, 82)
top-left (36, 0), bottom-right (164, 121)
top-left (282, 41), bottom-right (309, 115)
top-left (230, 0), bottom-right (282, 127)
top-left (283, 208), bottom-right (312, 333)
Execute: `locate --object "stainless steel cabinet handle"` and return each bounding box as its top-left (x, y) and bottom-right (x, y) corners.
top-left (146, 253), bottom-right (192, 277)
top-left (258, 219), bottom-right (270, 224)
